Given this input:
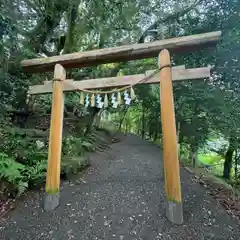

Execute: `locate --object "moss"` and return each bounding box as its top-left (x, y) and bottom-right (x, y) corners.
top-left (46, 188), bottom-right (59, 194)
top-left (166, 196), bottom-right (182, 203)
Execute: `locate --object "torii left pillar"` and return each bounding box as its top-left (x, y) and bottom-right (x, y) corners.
top-left (44, 64), bottom-right (65, 211)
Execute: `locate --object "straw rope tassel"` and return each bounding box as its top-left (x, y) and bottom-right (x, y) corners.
top-left (91, 94), bottom-right (95, 107)
top-left (104, 94), bottom-right (108, 108)
top-left (130, 87), bottom-right (136, 100)
top-left (117, 92), bottom-right (122, 105)
top-left (79, 92), bottom-right (84, 105)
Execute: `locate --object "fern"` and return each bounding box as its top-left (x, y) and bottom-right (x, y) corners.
top-left (24, 161), bottom-right (47, 187)
top-left (0, 153), bottom-right (28, 196)
top-left (0, 153), bottom-right (25, 183)
top-left (17, 181), bottom-right (28, 197)
top-left (0, 129), bottom-right (94, 197)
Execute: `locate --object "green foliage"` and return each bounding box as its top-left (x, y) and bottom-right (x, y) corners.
top-left (0, 128), bottom-right (94, 198)
top-left (0, 153), bottom-right (25, 183)
top-left (23, 161), bottom-right (47, 188)
top-left (198, 153), bottom-right (222, 165)
top-left (61, 156), bottom-right (90, 176)
top-left (0, 153), bottom-right (28, 197)
top-left (62, 136), bottom-right (93, 156)
top-left (0, 128), bottom-right (48, 166)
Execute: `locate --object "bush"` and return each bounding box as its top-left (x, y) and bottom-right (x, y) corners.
top-left (0, 127), bottom-right (48, 166)
top-left (23, 161), bottom-right (47, 188)
top-left (0, 131), bottom-right (93, 198)
top-left (61, 156), bottom-right (90, 179)
top-left (0, 153), bottom-right (28, 197)
top-left (62, 136), bottom-right (93, 156)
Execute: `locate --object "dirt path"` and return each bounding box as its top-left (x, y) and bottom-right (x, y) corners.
top-left (0, 135), bottom-right (239, 240)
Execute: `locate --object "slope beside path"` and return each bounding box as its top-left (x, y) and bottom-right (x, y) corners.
top-left (0, 135), bottom-right (239, 240)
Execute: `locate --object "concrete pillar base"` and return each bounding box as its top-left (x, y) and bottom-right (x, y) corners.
top-left (166, 200), bottom-right (183, 225)
top-left (44, 192), bottom-right (60, 211)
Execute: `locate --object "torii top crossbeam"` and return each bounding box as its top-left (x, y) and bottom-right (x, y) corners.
top-left (21, 31), bottom-right (221, 72)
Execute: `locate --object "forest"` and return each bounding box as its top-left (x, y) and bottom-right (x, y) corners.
top-left (0, 0), bottom-right (240, 204)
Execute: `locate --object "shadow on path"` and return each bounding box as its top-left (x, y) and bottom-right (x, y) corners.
top-left (0, 135), bottom-right (239, 240)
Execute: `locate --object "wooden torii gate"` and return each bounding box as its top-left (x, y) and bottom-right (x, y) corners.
top-left (22, 31), bottom-right (221, 224)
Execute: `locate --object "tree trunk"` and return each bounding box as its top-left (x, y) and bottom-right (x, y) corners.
top-left (118, 108), bottom-right (128, 132)
top-left (29, 1), bottom-right (67, 54)
top-left (141, 105), bottom-right (145, 140)
top-left (148, 122), bottom-right (153, 140)
top-left (63, 2), bottom-right (78, 54)
top-left (235, 150), bottom-right (238, 181)
top-left (137, 116), bottom-right (141, 136)
top-left (179, 143), bottom-right (183, 159)
top-left (125, 123), bottom-right (128, 134)
top-left (191, 150), bottom-right (197, 168)
top-left (153, 130), bottom-right (158, 142)
top-left (190, 136), bottom-right (198, 168)
top-left (178, 129), bottom-right (184, 159)
top-left (94, 108), bottom-right (105, 128)
top-left (223, 137), bottom-right (235, 179)
top-left (84, 107), bottom-right (99, 136)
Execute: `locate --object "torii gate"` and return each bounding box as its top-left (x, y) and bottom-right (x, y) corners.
top-left (22, 31), bottom-right (221, 224)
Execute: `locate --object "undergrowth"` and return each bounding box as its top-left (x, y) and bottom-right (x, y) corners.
top-left (0, 128), bottom-right (94, 199)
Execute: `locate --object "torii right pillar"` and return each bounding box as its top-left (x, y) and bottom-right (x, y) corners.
top-left (159, 49), bottom-right (183, 224)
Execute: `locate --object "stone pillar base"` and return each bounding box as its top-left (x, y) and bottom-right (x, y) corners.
top-left (166, 200), bottom-right (183, 225)
top-left (44, 192), bottom-right (60, 211)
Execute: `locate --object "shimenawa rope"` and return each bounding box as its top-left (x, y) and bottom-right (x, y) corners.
top-left (59, 64), bottom-right (171, 95)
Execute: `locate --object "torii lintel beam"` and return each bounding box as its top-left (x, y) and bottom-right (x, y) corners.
top-left (21, 31), bottom-right (221, 73)
top-left (28, 65), bottom-right (210, 95)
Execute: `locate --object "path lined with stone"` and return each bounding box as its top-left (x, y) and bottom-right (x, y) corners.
top-left (0, 135), bottom-right (239, 239)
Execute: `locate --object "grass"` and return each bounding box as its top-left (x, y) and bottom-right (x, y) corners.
top-left (198, 153), bottom-right (223, 165)
top-left (197, 152), bottom-right (224, 175)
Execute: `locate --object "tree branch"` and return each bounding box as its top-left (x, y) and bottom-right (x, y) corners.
top-left (138, 0), bottom-right (205, 43)
top-left (28, 1), bottom-right (67, 53)
top-left (24, 0), bottom-right (42, 15)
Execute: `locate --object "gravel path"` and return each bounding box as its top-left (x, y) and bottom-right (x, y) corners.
top-left (0, 135), bottom-right (239, 240)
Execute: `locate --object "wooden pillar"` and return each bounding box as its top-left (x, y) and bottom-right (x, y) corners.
top-left (159, 49), bottom-right (183, 224)
top-left (44, 64), bottom-right (66, 211)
